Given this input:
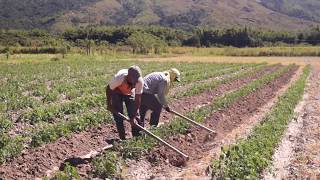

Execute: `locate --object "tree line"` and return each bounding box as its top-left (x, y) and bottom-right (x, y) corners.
top-left (1, 26), bottom-right (320, 54)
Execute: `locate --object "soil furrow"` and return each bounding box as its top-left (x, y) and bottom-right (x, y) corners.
top-left (264, 66), bottom-right (320, 179)
top-left (0, 65), bottom-right (280, 179)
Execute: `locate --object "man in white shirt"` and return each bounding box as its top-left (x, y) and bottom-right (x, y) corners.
top-left (106, 65), bottom-right (144, 140)
top-left (140, 68), bottom-right (181, 127)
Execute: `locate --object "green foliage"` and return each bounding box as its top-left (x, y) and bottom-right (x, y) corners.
top-left (210, 65), bottom-right (310, 179)
top-left (52, 163), bottom-right (80, 180)
top-left (0, 29), bottom-right (66, 47)
top-left (0, 133), bottom-right (24, 164)
top-left (126, 32), bottom-right (167, 54)
top-left (92, 151), bottom-right (121, 179)
top-left (30, 109), bottom-right (112, 147)
top-left (0, 116), bottom-right (12, 132)
top-left (63, 26), bottom-right (320, 50)
top-left (1, 26), bottom-right (320, 55)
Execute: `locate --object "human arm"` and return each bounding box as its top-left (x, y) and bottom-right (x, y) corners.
top-left (157, 80), bottom-right (171, 112)
top-left (106, 85), bottom-right (116, 113)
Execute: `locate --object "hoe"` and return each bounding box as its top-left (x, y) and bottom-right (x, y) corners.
top-left (118, 110), bottom-right (216, 159)
top-left (170, 109), bottom-right (216, 134)
top-left (117, 112), bottom-right (189, 160)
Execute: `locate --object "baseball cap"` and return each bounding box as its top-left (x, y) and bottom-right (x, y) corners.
top-left (170, 68), bottom-right (181, 82)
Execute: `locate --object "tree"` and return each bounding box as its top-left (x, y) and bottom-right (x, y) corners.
top-left (126, 32), bottom-right (167, 54)
top-left (183, 35), bottom-right (201, 47)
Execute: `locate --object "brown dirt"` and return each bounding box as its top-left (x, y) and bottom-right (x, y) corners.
top-left (123, 66), bottom-right (298, 179)
top-left (0, 65), bottom-right (280, 179)
top-left (286, 66), bottom-right (320, 179)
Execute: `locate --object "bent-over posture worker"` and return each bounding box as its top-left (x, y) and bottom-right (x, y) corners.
top-left (140, 68), bottom-right (181, 127)
top-left (106, 65), bottom-right (144, 140)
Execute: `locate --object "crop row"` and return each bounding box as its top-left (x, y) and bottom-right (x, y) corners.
top-left (18, 63), bottom-right (251, 125)
top-left (209, 65), bottom-right (310, 179)
top-left (1, 61), bottom-right (239, 112)
top-left (38, 62), bottom-right (239, 102)
top-left (173, 63), bottom-right (268, 98)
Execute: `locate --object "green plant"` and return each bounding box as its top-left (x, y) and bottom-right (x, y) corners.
top-left (52, 163), bottom-right (80, 180)
top-left (0, 134), bottom-right (24, 164)
top-left (92, 151), bottom-right (121, 178)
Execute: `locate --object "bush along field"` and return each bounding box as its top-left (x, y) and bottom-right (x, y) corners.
top-left (209, 65), bottom-right (310, 179)
top-left (1, 54), bottom-right (312, 180)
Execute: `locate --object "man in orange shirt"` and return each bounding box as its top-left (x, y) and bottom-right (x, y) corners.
top-left (106, 65), bottom-right (144, 140)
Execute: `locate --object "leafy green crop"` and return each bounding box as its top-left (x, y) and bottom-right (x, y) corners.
top-left (51, 163), bottom-right (81, 180)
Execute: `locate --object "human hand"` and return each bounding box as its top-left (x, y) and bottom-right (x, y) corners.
top-left (164, 106), bottom-right (171, 112)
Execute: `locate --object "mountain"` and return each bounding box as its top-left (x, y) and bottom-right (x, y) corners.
top-left (0, 0), bottom-right (319, 31)
top-left (259, 0), bottom-right (320, 22)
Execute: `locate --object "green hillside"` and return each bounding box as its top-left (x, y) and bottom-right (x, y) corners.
top-left (259, 0), bottom-right (320, 22)
top-left (0, 0), bottom-right (319, 31)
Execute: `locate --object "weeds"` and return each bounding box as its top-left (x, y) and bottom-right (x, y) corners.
top-left (92, 151), bottom-right (122, 179)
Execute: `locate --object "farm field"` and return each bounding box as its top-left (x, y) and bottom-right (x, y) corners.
top-left (0, 54), bottom-right (319, 179)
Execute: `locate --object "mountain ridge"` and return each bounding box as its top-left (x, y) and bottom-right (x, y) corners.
top-left (0, 0), bottom-right (319, 31)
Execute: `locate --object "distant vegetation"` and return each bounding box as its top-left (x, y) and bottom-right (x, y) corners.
top-left (1, 26), bottom-right (320, 55)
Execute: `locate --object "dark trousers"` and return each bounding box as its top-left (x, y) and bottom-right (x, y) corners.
top-left (140, 93), bottom-right (162, 127)
top-left (111, 93), bottom-right (141, 140)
